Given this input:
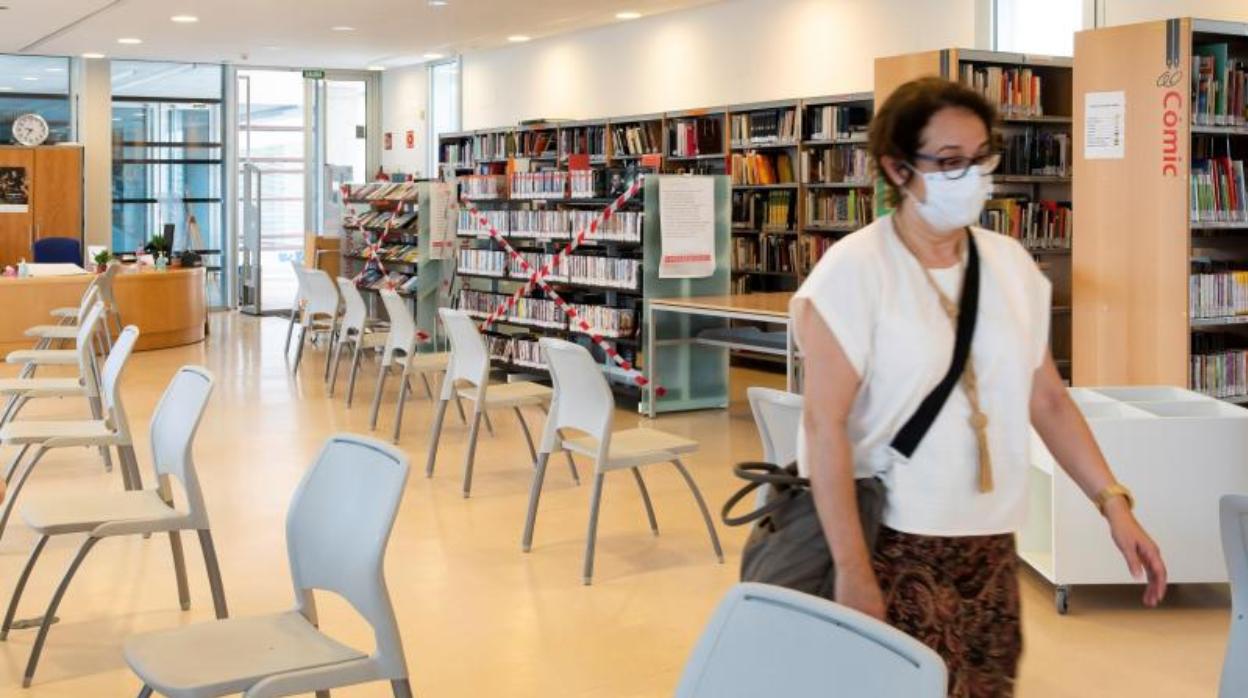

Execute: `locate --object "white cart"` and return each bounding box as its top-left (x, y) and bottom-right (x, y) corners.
top-left (1021, 386), bottom-right (1248, 614)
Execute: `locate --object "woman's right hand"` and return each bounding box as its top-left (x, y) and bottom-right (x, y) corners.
top-left (835, 566), bottom-right (887, 621)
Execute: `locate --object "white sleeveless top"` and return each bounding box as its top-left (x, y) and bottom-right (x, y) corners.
top-left (793, 215), bottom-right (1051, 536)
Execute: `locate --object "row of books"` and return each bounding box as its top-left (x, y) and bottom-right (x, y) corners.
top-left (344, 181), bottom-right (422, 202)
top-left (566, 255), bottom-right (640, 290)
top-left (730, 109), bottom-right (799, 147)
top-left (959, 64), bottom-right (1044, 118)
top-left (1190, 156), bottom-right (1248, 223)
top-left (355, 244), bottom-right (421, 265)
top-left (348, 209), bottom-right (419, 231)
top-left (1192, 44), bottom-right (1248, 127)
top-left (805, 105), bottom-right (870, 141)
top-left (517, 130), bottom-right (557, 158)
top-left (512, 252), bottom-right (568, 281)
top-left (473, 132), bottom-right (512, 161)
top-left (570, 171), bottom-right (597, 199)
top-left (980, 198), bottom-right (1072, 250)
top-left (511, 172), bottom-right (569, 199)
top-left (731, 235), bottom-right (799, 274)
top-left (440, 142), bottom-right (474, 168)
top-left (800, 235), bottom-right (836, 272)
top-left (999, 130), bottom-right (1071, 177)
top-left (461, 290), bottom-right (567, 329)
top-left (356, 268), bottom-right (420, 294)
top-left (456, 209), bottom-right (643, 242)
top-left (807, 190), bottom-right (873, 228)
top-left (458, 249), bottom-right (508, 277)
top-left (457, 210), bottom-right (509, 237)
top-left (461, 175), bottom-right (506, 200)
top-left (802, 147), bottom-right (870, 185)
top-left (1190, 269), bottom-right (1248, 319)
top-left (567, 303), bottom-right (637, 338)
top-left (560, 126), bottom-right (607, 159)
top-left (730, 152), bottom-right (796, 186)
top-left (1191, 349), bottom-right (1248, 399)
top-left (733, 190), bottom-right (797, 231)
top-left (670, 117), bottom-right (724, 158)
top-left (612, 122), bottom-right (663, 157)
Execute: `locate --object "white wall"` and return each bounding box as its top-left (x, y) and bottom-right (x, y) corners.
top-left (380, 64), bottom-right (428, 178)
top-left (1099, 0), bottom-right (1248, 26)
top-left (460, 0), bottom-right (978, 129)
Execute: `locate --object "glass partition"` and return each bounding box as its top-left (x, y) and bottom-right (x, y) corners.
top-left (0, 54), bottom-right (72, 144)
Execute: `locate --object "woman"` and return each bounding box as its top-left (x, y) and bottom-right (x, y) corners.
top-left (792, 77), bottom-right (1167, 695)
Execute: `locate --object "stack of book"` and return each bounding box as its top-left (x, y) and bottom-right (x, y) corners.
top-left (1190, 155), bottom-right (1248, 223)
top-left (459, 289), bottom-right (507, 318)
top-left (731, 152), bottom-right (795, 185)
top-left (670, 117), bottom-right (723, 157)
top-left (566, 256), bottom-right (640, 290)
top-left (761, 234), bottom-right (798, 274)
top-left (512, 337), bottom-right (546, 368)
top-left (1000, 130), bottom-right (1071, 177)
top-left (1192, 43), bottom-right (1248, 127)
top-left (732, 237), bottom-right (759, 271)
top-left (344, 181), bottom-right (421, 202)
top-left (806, 105), bottom-right (870, 141)
top-left (441, 141), bottom-right (473, 168)
top-left (511, 210), bottom-right (570, 239)
top-left (1192, 333), bottom-right (1248, 399)
top-left (510, 252), bottom-right (568, 282)
top-left (1190, 267), bottom-right (1248, 319)
top-left (807, 190), bottom-right (872, 228)
top-left (802, 147), bottom-right (871, 184)
top-left (458, 249), bottom-right (507, 277)
top-left (473, 132), bottom-right (511, 161)
top-left (611, 122), bottom-right (662, 157)
top-left (570, 210), bottom-right (642, 243)
top-left (730, 109), bottom-right (798, 146)
top-left (981, 198), bottom-right (1072, 249)
top-left (519, 130), bottom-right (557, 158)
top-left (511, 296), bottom-right (565, 328)
top-left (570, 170), bottom-right (596, 199)
top-left (457, 209), bottom-right (509, 237)
top-left (801, 235), bottom-right (836, 271)
top-left (462, 175), bottom-right (506, 200)
top-left (733, 190), bottom-right (796, 231)
top-left (510, 171), bottom-right (568, 200)
top-left (567, 304), bottom-right (636, 338)
top-left (560, 126), bottom-right (607, 160)
top-left (959, 64), bottom-right (1044, 118)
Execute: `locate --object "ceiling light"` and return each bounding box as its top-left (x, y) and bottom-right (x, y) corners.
top-left (264, 45), bottom-right (281, 50)
top-left (616, 11), bottom-right (642, 20)
top-left (331, 25), bottom-right (355, 31)
top-left (117, 37), bottom-right (142, 44)
top-left (0, 87), bottom-right (12, 92)
top-left (507, 35), bottom-right (531, 43)
top-left (45, 67), bottom-right (63, 72)
top-left (367, 65), bottom-right (386, 71)
top-left (428, 0), bottom-right (448, 5)
top-left (21, 76), bottom-right (37, 81)
top-left (82, 52), bottom-right (105, 59)
top-left (423, 52), bottom-right (445, 60)
top-left (170, 14), bottom-right (198, 23)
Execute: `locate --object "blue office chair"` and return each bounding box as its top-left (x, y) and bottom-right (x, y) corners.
top-left (32, 237), bottom-right (83, 265)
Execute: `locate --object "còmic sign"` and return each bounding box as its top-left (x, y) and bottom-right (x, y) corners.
top-left (1158, 18), bottom-right (1184, 177)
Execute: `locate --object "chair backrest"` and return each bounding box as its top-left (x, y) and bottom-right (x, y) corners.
top-left (75, 283), bottom-right (102, 327)
top-left (380, 289), bottom-right (417, 366)
top-left (336, 277), bottom-right (369, 337)
top-left (538, 338), bottom-right (613, 456)
top-left (101, 326), bottom-right (141, 440)
top-left (75, 302), bottom-right (106, 396)
top-left (676, 583), bottom-right (947, 698)
top-left (301, 268), bottom-right (340, 319)
top-left (1221, 495), bottom-right (1248, 697)
top-left (32, 237), bottom-right (82, 265)
top-left (96, 263), bottom-right (121, 309)
top-left (149, 366), bottom-right (215, 527)
top-left (438, 308), bottom-right (489, 392)
top-left (747, 387), bottom-right (803, 466)
top-left (287, 434), bottom-right (411, 678)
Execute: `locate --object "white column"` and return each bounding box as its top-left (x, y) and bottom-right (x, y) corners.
top-left (73, 57), bottom-right (112, 251)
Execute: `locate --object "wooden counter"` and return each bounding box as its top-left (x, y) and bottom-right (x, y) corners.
top-left (0, 266), bottom-right (206, 353)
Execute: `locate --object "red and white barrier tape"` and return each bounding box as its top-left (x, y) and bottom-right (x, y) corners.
top-left (460, 176), bottom-right (666, 397)
top-left (353, 216), bottom-right (430, 342)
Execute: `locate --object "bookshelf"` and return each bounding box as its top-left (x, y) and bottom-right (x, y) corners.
top-left (800, 92), bottom-right (875, 283)
top-left (875, 49), bottom-right (1075, 381)
top-left (1074, 18), bottom-right (1248, 404)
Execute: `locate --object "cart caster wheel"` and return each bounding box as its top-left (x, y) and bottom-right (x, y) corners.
top-left (1055, 586), bottom-right (1070, 615)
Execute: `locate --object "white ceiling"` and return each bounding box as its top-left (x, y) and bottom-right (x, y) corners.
top-left (0, 0), bottom-right (723, 69)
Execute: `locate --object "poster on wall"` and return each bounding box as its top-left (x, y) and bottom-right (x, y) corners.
top-left (658, 176), bottom-right (715, 279)
top-left (0, 167), bottom-right (30, 213)
top-left (428, 182), bottom-right (457, 260)
top-left (1084, 90), bottom-right (1126, 159)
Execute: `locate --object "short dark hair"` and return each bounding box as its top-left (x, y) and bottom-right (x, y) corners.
top-left (868, 77), bottom-right (998, 206)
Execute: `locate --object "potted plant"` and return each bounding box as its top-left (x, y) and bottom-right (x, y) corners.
top-left (92, 248), bottom-right (112, 273)
top-left (144, 232), bottom-right (172, 258)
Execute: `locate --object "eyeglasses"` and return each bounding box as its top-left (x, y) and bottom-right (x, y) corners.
top-left (911, 151), bottom-right (1001, 180)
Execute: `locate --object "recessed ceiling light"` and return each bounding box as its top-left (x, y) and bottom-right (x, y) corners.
top-left (507, 35), bottom-right (531, 43)
top-left (428, 0), bottom-right (448, 6)
top-left (21, 76), bottom-right (37, 81)
top-left (0, 87), bottom-right (13, 92)
top-left (170, 15), bottom-right (198, 23)
top-left (423, 52), bottom-right (445, 60)
top-left (616, 11), bottom-right (641, 20)
top-left (367, 65), bottom-right (386, 71)
top-left (82, 52), bottom-right (105, 59)
top-left (331, 25), bottom-right (355, 31)
top-left (117, 37), bottom-right (142, 44)
top-left (45, 67), bottom-right (63, 73)
top-left (264, 45), bottom-right (282, 50)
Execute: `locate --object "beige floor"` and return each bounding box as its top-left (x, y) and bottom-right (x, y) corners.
top-left (0, 312), bottom-right (1229, 697)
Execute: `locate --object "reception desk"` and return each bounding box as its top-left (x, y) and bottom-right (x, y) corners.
top-left (0, 266), bottom-right (207, 353)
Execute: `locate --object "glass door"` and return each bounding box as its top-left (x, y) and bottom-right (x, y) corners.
top-left (318, 77), bottom-right (369, 234)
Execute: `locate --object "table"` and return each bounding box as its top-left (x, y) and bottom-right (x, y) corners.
top-left (645, 292), bottom-right (794, 417)
top-left (0, 265), bottom-right (207, 353)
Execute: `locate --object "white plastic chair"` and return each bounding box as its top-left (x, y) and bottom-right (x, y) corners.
top-left (426, 308), bottom-right (559, 498)
top-left (2, 366), bottom-right (227, 687)
top-left (522, 337), bottom-right (722, 584)
top-left (284, 261), bottom-right (306, 355)
top-left (377, 289), bottom-right (459, 443)
top-left (290, 268), bottom-right (340, 377)
top-left (25, 281), bottom-right (104, 351)
top-left (747, 387), bottom-right (803, 511)
top-left (675, 583), bottom-right (947, 698)
top-left (1221, 494), bottom-right (1248, 697)
top-left (123, 434), bottom-right (414, 698)
top-left (0, 301), bottom-right (108, 433)
top-left (328, 277), bottom-right (389, 404)
top-left (0, 325), bottom-right (143, 543)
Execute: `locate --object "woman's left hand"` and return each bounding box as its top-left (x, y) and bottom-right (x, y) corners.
top-left (1105, 499), bottom-right (1167, 607)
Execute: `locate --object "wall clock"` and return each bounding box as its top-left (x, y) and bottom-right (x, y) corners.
top-left (12, 113), bottom-right (49, 147)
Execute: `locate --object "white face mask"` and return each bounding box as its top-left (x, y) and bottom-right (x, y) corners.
top-left (904, 164), bottom-right (989, 233)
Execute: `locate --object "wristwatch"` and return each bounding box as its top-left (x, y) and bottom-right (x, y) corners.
top-left (1095, 483), bottom-right (1134, 515)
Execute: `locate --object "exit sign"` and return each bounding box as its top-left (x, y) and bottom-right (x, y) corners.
top-left (302, 69), bottom-right (325, 79)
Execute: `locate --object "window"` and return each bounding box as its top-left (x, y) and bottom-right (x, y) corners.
top-left (994, 0), bottom-right (1081, 56)
top-left (428, 59), bottom-right (461, 176)
top-left (0, 54), bottom-right (72, 144)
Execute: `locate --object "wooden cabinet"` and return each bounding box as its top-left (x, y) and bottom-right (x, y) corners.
top-left (0, 146), bottom-right (83, 267)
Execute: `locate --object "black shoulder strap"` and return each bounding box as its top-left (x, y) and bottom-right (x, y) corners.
top-left (889, 230), bottom-right (980, 459)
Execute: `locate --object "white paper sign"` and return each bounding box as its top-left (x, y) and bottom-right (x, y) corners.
top-left (428, 182), bottom-right (456, 260)
top-left (1084, 90), bottom-right (1125, 159)
top-left (659, 176), bottom-right (715, 279)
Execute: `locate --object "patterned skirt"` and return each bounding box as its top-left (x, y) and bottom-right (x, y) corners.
top-left (872, 526), bottom-right (1022, 698)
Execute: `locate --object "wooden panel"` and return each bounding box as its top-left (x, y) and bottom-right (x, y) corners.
top-left (0, 148), bottom-right (35, 268)
top-left (874, 50), bottom-right (947, 108)
top-left (1072, 19), bottom-right (1191, 387)
top-left (32, 146), bottom-right (83, 242)
top-left (0, 272), bottom-right (90, 354)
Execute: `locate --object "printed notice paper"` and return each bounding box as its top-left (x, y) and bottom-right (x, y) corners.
top-left (428, 182), bottom-right (456, 260)
top-left (659, 176), bottom-right (715, 279)
top-left (1084, 90), bottom-right (1125, 159)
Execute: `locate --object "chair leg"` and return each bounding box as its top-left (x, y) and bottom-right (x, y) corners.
top-left (118, 445), bottom-right (144, 491)
top-left (483, 410), bottom-right (495, 438)
top-left (137, 685), bottom-right (153, 698)
top-left (346, 343), bottom-right (363, 406)
top-left (521, 452), bottom-right (551, 552)
top-left (1, 535), bottom-right (50, 640)
top-left (0, 446), bottom-right (49, 543)
top-left (322, 325), bottom-right (338, 382)
top-left (168, 531), bottom-right (191, 611)
top-left (327, 337), bottom-right (347, 397)
top-left (556, 431), bottom-right (580, 485)
top-left (583, 473), bottom-right (607, 586)
top-left (671, 459), bottom-right (724, 563)
top-left (369, 365), bottom-right (390, 431)
top-left (87, 395), bottom-right (114, 473)
top-left (4, 443), bottom-right (32, 484)
top-left (461, 408), bottom-right (484, 498)
top-left (0, 394), bottom-right (26, 430)
top-left (513, 407), bottom-right (538, 463)
top-left (292, 325), bottom-right (309, 374)
top-left (197, 529), bottom-right (229, 619)
top-left (453, 389), bottom-right (467, 424)
top-left (392, 678), bottom-right (415, 698)
top-left (630, 468), bottom-right (659, 535)
top-left (392, 373), bottom-right (410, 445)
top-left (22, 536), bottom-right (100, 687)
top-left (424, 398), bottom-right (450, 478)
top-left (284, 306), bottom-right (298, 355)
top-left (420, 373), bottom-right (434, 400)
